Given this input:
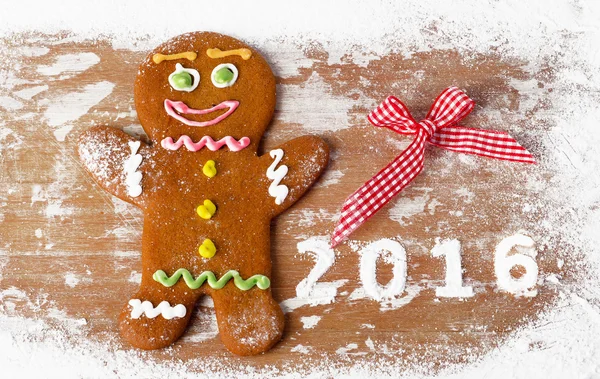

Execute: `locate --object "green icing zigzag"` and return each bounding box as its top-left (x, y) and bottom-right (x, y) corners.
top-left (153, 268), bottom-right (271, 291)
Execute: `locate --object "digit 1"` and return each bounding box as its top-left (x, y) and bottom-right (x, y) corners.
top-left (431, 239), bottom-right (474, 298)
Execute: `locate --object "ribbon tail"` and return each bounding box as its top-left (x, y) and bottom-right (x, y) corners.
top-left (429, 126), bottom-right (536, 164)
top-left (330, 131), bottom-right (428, 248)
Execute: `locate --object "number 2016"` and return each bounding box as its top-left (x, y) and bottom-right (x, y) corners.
top-left (297, 233), bottom-right (539, 301)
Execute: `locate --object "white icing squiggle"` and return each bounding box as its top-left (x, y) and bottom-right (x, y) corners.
top-left (124, 141), bottom-right (143, 197)
top-left (128, 299), bottom-right (186, 320)
top-left (266, 149), bottom-right (289, 205)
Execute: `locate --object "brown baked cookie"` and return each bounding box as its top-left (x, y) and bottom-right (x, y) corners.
top-left (77, 31), bottom-right (329, 356)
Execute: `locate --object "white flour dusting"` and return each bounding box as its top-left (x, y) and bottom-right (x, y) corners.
top-left (37, 52), bottom-right (100, 77)
top-left (300, 315), bottom-right (322, 329)
top-left (278, 72), bottom-right (353, 133)
top-left (127, 271), bottom-right (141, 284)
top-left (64, 273), bottom-right (79, 288)
top-left (0, 0), bottom-right (599, 378)
top-left (0, 96), bottom-right (23, 111)
top-left (14, 84), bottom-right (48, 100)
top-left (336, 343), bottom-right (360, 355)
top-left (315, 169), bottom-right (344, 188)
top-left (348, 284), bottom-right (422, 312)
top-left (44, 80), bottom-right (115, 138)
top-left (388, 189), bottom-right (433, 226)
top-left (291, 344), bottom-right (312, 354)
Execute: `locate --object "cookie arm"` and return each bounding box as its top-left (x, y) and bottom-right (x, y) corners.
top-left (259, 135), bottom-right (329, 217)
top-left (77, 126), bottom-right (151, 208)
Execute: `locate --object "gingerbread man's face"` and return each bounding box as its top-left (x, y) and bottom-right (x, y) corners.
top-left (134, 32), bottom-right (276, 149)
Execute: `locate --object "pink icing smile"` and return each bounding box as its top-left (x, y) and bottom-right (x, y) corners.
top-left (164, 99), bottom-right (239, 127)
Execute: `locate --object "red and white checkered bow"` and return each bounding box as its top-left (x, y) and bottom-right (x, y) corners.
top-left (330, 86), bottom-right (535, 248)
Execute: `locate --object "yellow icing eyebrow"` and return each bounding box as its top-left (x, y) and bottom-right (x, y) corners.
top-left (206, 48), bottom-right (252, 60)
top-left (152, 52), bottom-right (197, 64)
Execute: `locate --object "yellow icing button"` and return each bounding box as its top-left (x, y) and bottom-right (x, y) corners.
top-left (196, 199), bottom-right (217, 220)
top-left (203, 160), bottom-right (217, 178)
top-left (199, 239), bottom-right (217, 259)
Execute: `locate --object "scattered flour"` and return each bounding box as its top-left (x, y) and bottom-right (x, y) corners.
top-left (64, 273), bottom-right (79, 288)
top-left (278, 72), bottom-right (354, 133)
top-left (300, 315), bottom-right (322, 329)
top-left (315, 169), bottom-right (344, 188)
top-left (37, 52), bottom-right (100, 77)
top-left (43, 80), bottom-right (115, 136)
top-left (388, 190), bottom-right (432, 226)
top-left (127, 271), bottom-right (141, 284)
top-left (291, 344), bottom-right (312, 354)
top-left (14, 84), bottom-right (49, 100)
top-left (348, 284), bottom-right (422, 312)
top-left (336, 343), bottom-right (359, 355)
top-left (0, 96), bottom-right (23, 111)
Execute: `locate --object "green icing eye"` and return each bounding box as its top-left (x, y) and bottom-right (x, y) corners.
top-left (168, 63), bottom-right (200, 92)
top-left (214, 67), bottom-right (234, 84)
top-left (171, 71), bottom-right (193, 88)
top-left (211, 63), bottom-right (238, 88)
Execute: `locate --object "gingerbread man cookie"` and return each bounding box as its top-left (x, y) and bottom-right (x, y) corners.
top-left (77, 32), bottom-right (329, 356)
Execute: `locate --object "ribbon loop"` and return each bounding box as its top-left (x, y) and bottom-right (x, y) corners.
top-left (368, 96), bottom-right (418, 135)
top-left (425, 86), bottom-right (475, 128)
top-left (330, 87), bottom-right (535, 248)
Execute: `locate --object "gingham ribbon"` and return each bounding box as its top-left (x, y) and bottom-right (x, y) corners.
top-left (330, 87), bottom-right (535, 248)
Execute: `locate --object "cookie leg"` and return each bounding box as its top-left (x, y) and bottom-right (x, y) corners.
top-left (212, 287), bottom-right (285, 356)
top-left (118, 282), bottom-right (199, 350)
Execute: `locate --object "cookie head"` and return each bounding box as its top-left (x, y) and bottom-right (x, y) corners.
top-left (134, 32), bottom-right (276, 149)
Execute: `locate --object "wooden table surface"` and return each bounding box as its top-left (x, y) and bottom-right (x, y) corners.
top-left (0, 33), bottom-right (565, 375)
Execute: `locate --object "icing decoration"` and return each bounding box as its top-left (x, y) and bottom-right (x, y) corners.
top-left (266, 149), bottom-right (289, 205)
top-left (152, 51), bottom-right (197, 64)
top-left (196, 199), bottom-right (217, 220)
top-left (199, 238), bottom-right (217, 258)
top-left (161, 135), bottom-right (250, 152)
top-left (168, 63), bottom-right (200, 92)
top-left (203, 160), bottom-right (217, 178)
top-left (330, 86), bottom-right (536, 248)
top-left (124, 141), bottom-right (143, 197)
top-left (172, 72), bottom-right (192, 87)
top-left (128, 299), bottom-right (186, 320)
top-left (211, 63), bottom-right (238, 88)
top-left (153, 269), bottom-right (271, 290)
top-left (206, 47), bottom-right (252, 60)
top-left (164, 99), bottom-right (239, 127)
